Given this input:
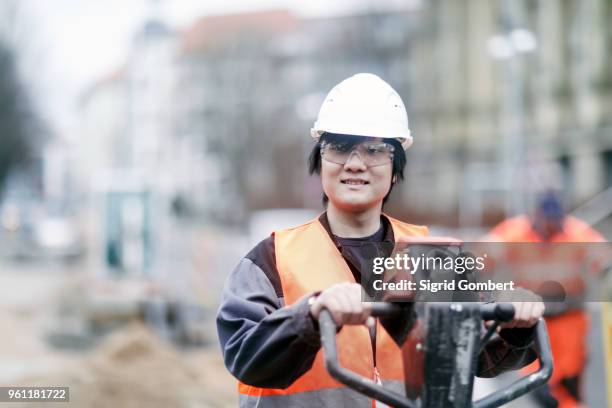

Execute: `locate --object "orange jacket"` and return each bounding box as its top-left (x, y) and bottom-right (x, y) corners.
top-left (488, 215), bottom-right (606, 296)
top-left (489, 214), bottom-right (606, 406)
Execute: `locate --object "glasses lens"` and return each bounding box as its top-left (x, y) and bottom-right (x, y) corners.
top-left (321, 141), bottom-right (394, 166)
top-left (320, 142), bottom-right (351, 164)
top-left (360, 143), bottom-right (395, 166)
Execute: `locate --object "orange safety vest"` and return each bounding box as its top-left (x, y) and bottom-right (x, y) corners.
top-left (238, 214), bottom-right (428, 407)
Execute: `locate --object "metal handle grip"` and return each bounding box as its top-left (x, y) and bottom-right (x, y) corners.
top-left (319, 309), bottom-right (416, 408)
top-left (479, 303), bottom-right (515, 351)
top-left (319, 303), bottom-right (552, 408)
top-left (473, 319), bottom-right (553, 408)
top-left (480, 303), bottom-right (515, 322)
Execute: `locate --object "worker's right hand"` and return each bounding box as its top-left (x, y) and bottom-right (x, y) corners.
top-left (309, 283), bottom-right (373, 327)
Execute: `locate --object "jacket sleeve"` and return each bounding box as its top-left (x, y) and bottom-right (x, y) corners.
top-left (216, 257), bottom-right (322, 388)
top-left (476, 327), bottom-right (538, 378)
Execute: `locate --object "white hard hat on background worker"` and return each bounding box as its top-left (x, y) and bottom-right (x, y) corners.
top-left (310, 73), bottom-right (413, 150)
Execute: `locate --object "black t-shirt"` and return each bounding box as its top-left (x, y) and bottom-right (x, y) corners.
top-left (333, 221), bottom-right (385, 284)
top-left (332, 218), bottom-right (395, 303)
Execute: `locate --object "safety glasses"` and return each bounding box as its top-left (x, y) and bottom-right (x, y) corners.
top-left (320, 141), bottom-right (395, 167)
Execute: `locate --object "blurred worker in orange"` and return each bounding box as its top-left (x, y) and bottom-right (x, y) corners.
top-left (488, 191), bottom-right (606, 408)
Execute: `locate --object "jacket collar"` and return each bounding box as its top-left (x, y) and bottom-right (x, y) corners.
top-left (317, 211), bottom-right (395, 246)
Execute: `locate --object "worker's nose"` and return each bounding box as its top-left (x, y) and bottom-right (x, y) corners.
top-left (343, 150), bottom-right (367, 172)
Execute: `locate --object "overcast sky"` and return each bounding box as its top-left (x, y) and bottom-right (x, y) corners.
top-left (17, 0), bottom-right (418, 136)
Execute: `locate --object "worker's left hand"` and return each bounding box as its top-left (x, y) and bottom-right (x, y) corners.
top-left (493, 288), bottom-right (545, 329)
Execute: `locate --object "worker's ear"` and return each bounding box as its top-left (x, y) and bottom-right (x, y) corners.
top-left (392, 175), bottom-right (397, 184)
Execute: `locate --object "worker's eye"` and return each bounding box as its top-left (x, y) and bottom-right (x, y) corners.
top-left (325, 142), bottom-right (352, 153)
top-left (364, 145), bottom-right (384, 155)
top-left (363, 143), bottom-right (393, 155)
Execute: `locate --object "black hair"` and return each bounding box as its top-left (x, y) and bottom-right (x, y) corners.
top-left (307, 132), bottom-right (407, 206)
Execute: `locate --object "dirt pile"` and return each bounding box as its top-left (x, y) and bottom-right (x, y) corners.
top-left (16, 323), bottom-right (236, 408)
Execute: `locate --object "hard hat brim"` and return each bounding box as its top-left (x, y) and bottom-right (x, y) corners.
top-left (310, 128), bottom-right (413, 150)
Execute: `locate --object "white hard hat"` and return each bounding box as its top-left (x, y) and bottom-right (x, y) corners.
top-left (311, 73), bottom-right (413, 150)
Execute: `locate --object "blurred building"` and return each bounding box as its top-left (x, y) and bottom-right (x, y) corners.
top-left (175, 8), bottom-right (424, 217)
top-left (176, 10), bottom-right (299, 220)
top-left (402, 0), bottom-right (612, 228)
top-left (76, 15), bottom-right (176, 276)
top-left (127, 19), bottom-right (177, 196)
top-left (78, 69), bottom-right (128, 189)
top-left (77, 0), bottom-right (612, 229)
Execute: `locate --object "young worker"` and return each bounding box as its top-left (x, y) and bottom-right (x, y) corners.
top-left (217, 74), bottom-right (545, 407)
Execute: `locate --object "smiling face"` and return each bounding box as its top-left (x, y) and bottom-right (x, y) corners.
top-left (320, 137), bottom-right (394, 212)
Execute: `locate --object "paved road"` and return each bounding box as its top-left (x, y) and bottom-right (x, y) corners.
top-left (0, 259), bottom-right (82, 383)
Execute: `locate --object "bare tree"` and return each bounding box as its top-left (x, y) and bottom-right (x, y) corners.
top-left (0, 1), bottom-right (43, 197)
top-left (0, 40), bottom-right (41, 196)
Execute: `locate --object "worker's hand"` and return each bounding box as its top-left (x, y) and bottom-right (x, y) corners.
top-left (309, 283), bottom-right (372, 327)
top-left (494, 288), bottom-right (545, 329)
top-left (501, 300), bottom-right (545, 329)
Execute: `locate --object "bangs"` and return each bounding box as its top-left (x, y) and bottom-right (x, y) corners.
top-left (321, 133), bottom-right (384, 147)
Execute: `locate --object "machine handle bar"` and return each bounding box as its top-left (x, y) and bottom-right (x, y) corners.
top-left (319, 302), bottom-right (552, 408)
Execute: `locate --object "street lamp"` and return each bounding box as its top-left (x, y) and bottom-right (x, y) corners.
top-left (487, 28), bottom-right (537, 60)
top-left (487, 27), bottom-right (537, 217)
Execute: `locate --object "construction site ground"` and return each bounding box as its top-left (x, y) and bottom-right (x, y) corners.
top-left (0, 227), bottom-right (239, 408)
top-left (0, 226), bottom-right (607, 407)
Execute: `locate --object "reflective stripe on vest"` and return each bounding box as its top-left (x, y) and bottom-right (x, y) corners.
top-left (239, 380), bottom-right (405, 408)
top-left (238, 214), bottom-right (428, 407)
